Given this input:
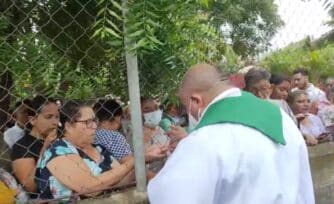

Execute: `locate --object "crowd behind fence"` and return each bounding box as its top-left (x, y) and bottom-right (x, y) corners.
top-left (2, 0), bottom-right (334, 203)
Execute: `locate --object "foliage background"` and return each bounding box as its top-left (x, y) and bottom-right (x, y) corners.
top-left (262, 35), bottom-right (334, 82)
top-left (0, 0), bottom-right (283, 103)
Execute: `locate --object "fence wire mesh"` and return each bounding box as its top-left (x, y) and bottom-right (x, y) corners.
top-left (1, 0), bottom-right (334, 203)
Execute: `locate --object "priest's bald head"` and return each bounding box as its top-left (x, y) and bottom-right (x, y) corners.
top-left (178, 63), bottom-right (233, 121)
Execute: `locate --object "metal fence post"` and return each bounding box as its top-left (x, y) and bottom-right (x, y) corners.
top-left (122, 0), bottom-right (147, 193)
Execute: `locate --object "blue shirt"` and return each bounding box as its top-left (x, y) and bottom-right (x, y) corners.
top-left (94, 129), bottom-right (132, 160)
top-left (36, 139), bottom-right (113, 201)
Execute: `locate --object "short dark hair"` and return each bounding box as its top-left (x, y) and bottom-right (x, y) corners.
top-left (59, 100), bottom-right (89, 135)
top-left (244, 68), bottom-right (270, 90)
top-left (13, 98), bottom-right (31, 114)
top-left (93, 99), bottom-right (123, 122)
top-left (25, 95), bottom-right (57, 130)
top-left (270, 74), bottom-right (290, 86)
top-left (293, 67), bottom-right (309, 76)
top-left (27, 95), bottom-right (56, 117)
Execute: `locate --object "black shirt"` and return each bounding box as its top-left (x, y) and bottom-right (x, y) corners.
top-left (11, 132), bottom-right (44, 162)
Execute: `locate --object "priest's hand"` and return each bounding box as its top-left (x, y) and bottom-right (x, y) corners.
top-left (145, 144), bottom-right (168, 163)
top-left (167, 125), bottom-right (187, 152)
top-left (167, 125), bottom-right (187, 143)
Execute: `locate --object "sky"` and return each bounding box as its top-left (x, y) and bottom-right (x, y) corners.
top-left (270, 0), bottom-right (333, 50)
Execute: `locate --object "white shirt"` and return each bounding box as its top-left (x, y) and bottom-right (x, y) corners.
top-left (3, 124), bottom-right (25, 149)
top-left (292, 83), bottom-right (327, 103)
top-left (148, 88), bottom-right (314, 204)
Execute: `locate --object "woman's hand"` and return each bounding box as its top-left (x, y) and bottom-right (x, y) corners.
top-left (318, 132), bottom-right (332, 143)
top-left (295, 113), bottom-right (307, 122)
top-left (40, 129), bottom-right (57, 155)
top-left (304, 134), bottom-right (318, 146)
top-left (45, 129), bottom-right (57, 144)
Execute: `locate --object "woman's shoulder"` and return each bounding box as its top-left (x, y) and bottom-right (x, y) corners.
top-left (11, 132), bottom-right (44, 161)
top-left (13, 132), bottom-right (39, 146)
top-left (37, 139), bottom-right (79, 169)
top-left (47, 139), bottom-right (79, 156)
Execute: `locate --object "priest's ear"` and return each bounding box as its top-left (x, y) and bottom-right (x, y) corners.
top-left (190, 94), bottom-right (204, 109)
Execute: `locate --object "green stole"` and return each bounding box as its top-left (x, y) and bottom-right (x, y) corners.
top-left (194, 91), bottom-right (286, 145)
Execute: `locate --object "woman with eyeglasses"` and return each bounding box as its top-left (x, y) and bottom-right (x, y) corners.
top-left (35, 100), bottom-right (134, 201)
top-left (11, 96), bottom-right (59, 197)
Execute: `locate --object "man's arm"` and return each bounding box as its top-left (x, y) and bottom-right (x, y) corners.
top-left (148, 135), bottom-right (218, 204)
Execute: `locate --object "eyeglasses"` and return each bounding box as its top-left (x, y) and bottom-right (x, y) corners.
top-left (74, 118), bottom-right (99, 128)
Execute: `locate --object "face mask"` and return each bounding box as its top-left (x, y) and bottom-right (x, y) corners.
top-left (188, 100), bottom-right (201, 132)
top-left (188, 113), bottom-right (199, 132)
top-left (171, 116), bottom-right (181, 125)
top-left (144, 110), bottom-right (162, 127)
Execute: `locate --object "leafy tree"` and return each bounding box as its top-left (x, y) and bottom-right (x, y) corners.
top-left (207, 0), bottom-right (283, 57)
top-left (262, 38), bottom-right (334, 81)
top-left (0, 0), bottom-right (283, 108)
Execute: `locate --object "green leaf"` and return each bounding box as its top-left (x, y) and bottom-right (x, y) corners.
top-left (105, 27), bottom-right (122, 38)
top-left (107, 40), bottom-right (123, 47)
top-left (145, 10), bottom-right (160, 19)
top-left (146, 19), bottom-right (160, 28)
top-left (91, 28), bottom-right (103, 38)
top-left (107, 9), bottom-right (123, 21)
top-left (107, 19), bottom-right (122, 33)
top-left (127, 29), bottom-right (145, 38)
top-left (97, 8), bottom-right (106, 17)
top-left (147, 35), bottom-right (163, 45)
top-left (97, 0), bottom-right (106, 6)
top-left (111, 0), bottom-right (122, 10)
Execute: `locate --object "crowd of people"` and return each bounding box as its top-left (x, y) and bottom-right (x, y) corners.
top-left (242, 67), bottom-right (334, 145)
top-left (0, 64), bottom-right (332, 203)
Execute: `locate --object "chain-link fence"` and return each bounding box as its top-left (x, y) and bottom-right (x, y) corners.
top-left (1, 0), bottom-right (334, 203)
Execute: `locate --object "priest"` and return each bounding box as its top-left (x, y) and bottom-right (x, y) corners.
top-left (148, 63), bottom-right (314, 204)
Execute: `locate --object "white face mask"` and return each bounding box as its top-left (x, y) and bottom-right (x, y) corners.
top-left (144, 110), bottom-right (163, 127)
top-left (188, 113), bottom-right (199, 132)
top-left (188, 100), bottom-right (201, 132)
top-left (171, 116), bottom-right (181, 125)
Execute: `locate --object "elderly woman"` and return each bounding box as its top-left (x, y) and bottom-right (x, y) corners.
top-left (35, 100), bottom-right (134, 201)
top-left (12, 96), bottom-right (59, 197)
top-left (287, 90), bottom-right (331, 145)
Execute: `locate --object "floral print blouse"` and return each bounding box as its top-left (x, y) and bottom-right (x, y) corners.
top-left (35, 139), bottom-right (114, 201)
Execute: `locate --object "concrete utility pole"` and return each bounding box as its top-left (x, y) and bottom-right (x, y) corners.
top-left (122, 0), bottom-right (147, 193)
